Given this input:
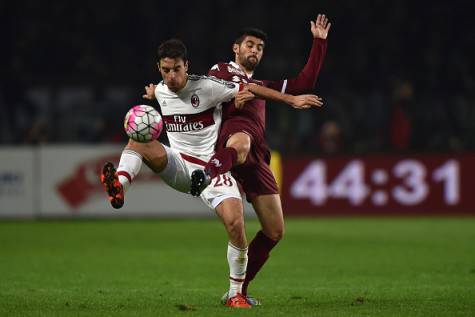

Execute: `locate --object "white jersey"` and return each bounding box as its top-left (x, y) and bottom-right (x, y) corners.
top-left (155, 75), bottom-right (240, 161)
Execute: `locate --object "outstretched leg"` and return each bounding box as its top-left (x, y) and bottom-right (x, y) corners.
top-left (215, 198), bottom-right (251, 308)
top-left (101, 139), bottom-right (168, 208)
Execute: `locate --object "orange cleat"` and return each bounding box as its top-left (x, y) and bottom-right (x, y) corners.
top-left (221, 291), bottom-right (261, 306)
top-left (224, 293), bottom-right (252, 308)
top-left (100, 162), bottom-right (124, 209)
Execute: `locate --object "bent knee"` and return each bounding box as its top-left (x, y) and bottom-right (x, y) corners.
top-left (235, 144), bottom-right (251, 165)
top-left (126, 139), bottom-right (167, 172)
top-left (234, 140), bottom-right (251, 157)
top-left (222, 217), bottom-right (245, 240)
top-left (264, 227), bottom-right (285, 242)
top-left (127, 139), bottom-right (153, 150)
top-left (226, 134), bottom-right (251, 165)
top-left (126, 139), bottom-right (148, 154)
top-left (127, 140), bottom-right (162, 158)
top-left (225, 217), bottom-right (245, 232)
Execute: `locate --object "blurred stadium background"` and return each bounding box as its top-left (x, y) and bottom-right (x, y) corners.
top-left (1, 0), bottom-right (474, 217)
top-left (1, 1), bottom-right (474, 316)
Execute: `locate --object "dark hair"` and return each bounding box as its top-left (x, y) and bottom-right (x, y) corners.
top-left (234, 27), bottom-right (268, 45)
top-left (157, 39), bottom-right (188, 62)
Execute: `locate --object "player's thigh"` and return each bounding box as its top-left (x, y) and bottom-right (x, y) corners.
top-left (251, 194), bottom-right (285, 241)
top-left (158, 146), bottom-right (190, 193)
top-left (126, 139), bottom-right (167, 173)
top-left (200, 171), bottom-right (242, 210)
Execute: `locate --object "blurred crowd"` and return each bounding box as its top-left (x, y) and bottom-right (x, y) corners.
top-left (1, 0), bottom-right (474, 155)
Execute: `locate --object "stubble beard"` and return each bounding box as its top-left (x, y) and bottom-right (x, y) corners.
top-left (240, 55), bottom-right (259, 72)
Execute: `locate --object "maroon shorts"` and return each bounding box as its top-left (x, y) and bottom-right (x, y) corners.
top-left (217, 118), bottom-right (279, 201)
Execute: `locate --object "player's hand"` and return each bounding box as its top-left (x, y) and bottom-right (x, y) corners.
top-left (311, 14), bottom-right (331, 39)
top-left (290, 94), bottom-right (323, 109)
top-left (234, 89), bottom-right (256, 110)
top-left (142, 83), bottom-right (156, 100)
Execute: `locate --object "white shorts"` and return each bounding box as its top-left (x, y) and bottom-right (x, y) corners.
top-left (159, 145), bottom-right (242, 210)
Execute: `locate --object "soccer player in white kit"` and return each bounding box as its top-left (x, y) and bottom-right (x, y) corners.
top-left (100, 39), bottom-right (322, 308)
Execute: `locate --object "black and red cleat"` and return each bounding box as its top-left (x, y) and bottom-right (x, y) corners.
top-left (100, 162), bottom-right (124, 209)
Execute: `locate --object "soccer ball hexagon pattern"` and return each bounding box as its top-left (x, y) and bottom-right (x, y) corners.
top-left (124, 105), bottom-right (163, 142)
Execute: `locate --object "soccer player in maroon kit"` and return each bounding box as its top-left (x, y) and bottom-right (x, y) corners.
top-left (190, 14), bottom-right (331, 304)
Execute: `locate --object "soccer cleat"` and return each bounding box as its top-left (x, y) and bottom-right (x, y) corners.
top-left (221, 291), bottom-right (261, 306)
top-left (100, 162), bottom-right (124, 209)
top-left (224, 293), bottom-right (252, 308)
top-left (190, 169), bottom-right (211, 197)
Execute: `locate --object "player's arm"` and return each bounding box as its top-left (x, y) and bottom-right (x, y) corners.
top-left (267, 14), bottom-right (331, 94)
top-left (210, 77), bottom-right (322, 109)
top-left (243, 83), bottom-right (323, 109)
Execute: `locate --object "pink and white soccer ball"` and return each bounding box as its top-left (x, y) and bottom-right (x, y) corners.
top-left (124, 105), bottom-right (163, 142)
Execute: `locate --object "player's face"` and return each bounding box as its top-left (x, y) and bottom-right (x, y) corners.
top-left (233, 35), bottom-right (264, 72)
top-left (158, 58), bottom-right (189, 92)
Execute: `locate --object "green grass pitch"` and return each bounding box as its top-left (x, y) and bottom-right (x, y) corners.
top-left (1, 217), bottom-right (474, 316)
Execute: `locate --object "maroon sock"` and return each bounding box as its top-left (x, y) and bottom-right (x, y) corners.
top-left (204, 147), bottom-right (237, 179)
top-left (242, 230), bottom-right (279, 296)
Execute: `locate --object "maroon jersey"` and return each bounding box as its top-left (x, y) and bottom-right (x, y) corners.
top-left (209, 38), bottom-right (328, 200)
top-left (208, 61), bottom-right (269, 138)
top-left (208, 38), bottom-right (328, 140)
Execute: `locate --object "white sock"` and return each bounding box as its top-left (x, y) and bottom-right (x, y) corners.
top-left (227, 242), bottom-right (248, 297)
top-left (117, 149), bottom-right (143, 191)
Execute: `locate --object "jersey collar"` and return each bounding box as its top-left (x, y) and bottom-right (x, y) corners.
top-left (229, 61), bottom-right (254, 79)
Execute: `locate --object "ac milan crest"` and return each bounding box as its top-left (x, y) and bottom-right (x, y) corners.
top-left (191, 93), bottom-right (200, 108)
